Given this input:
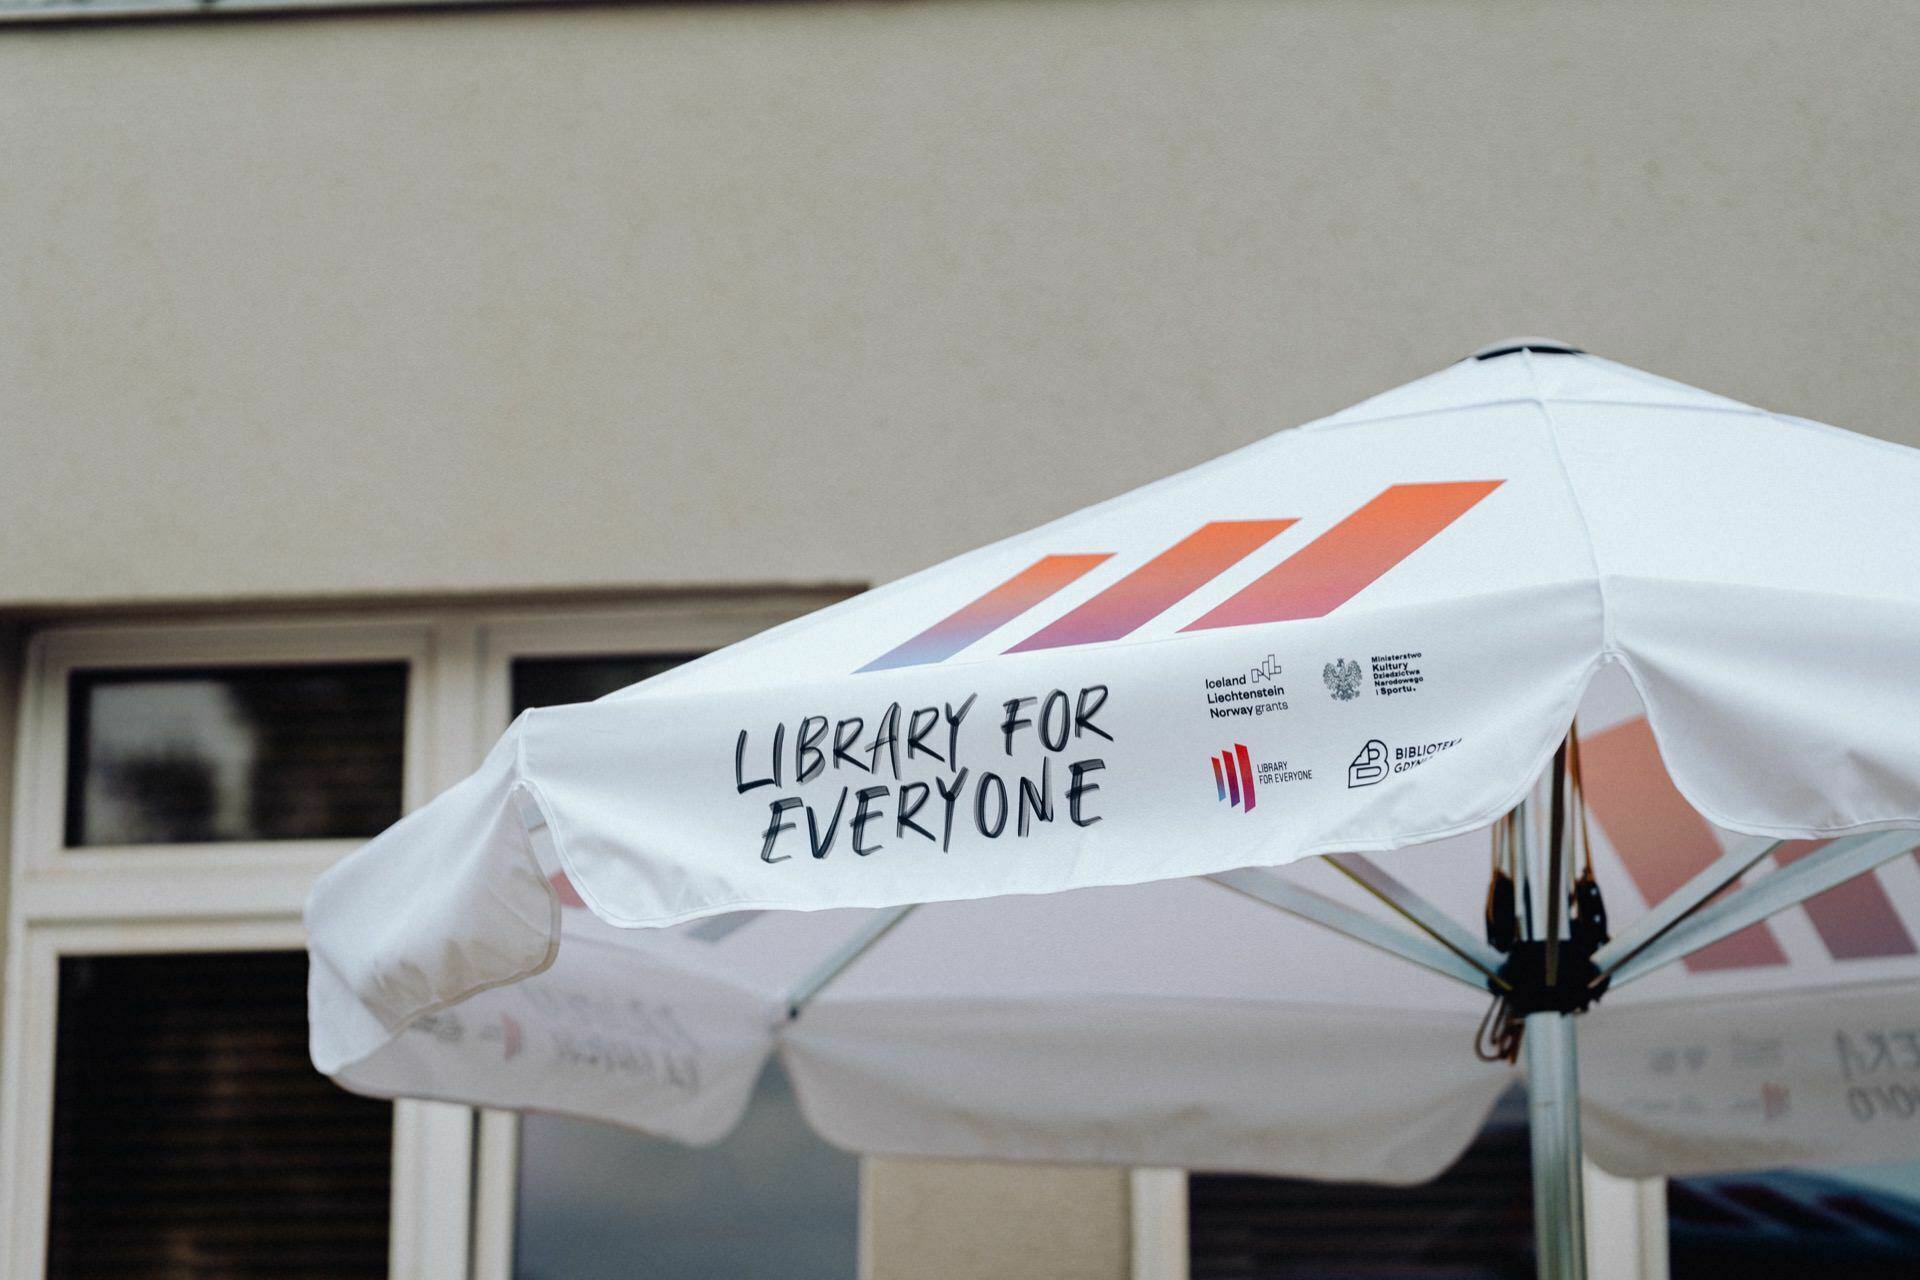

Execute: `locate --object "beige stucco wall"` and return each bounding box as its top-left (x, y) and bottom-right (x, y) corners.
top-left (863, 1158), bottom-right (1132, 1280)
top-left (3, 0), bottom-right (1918, 609)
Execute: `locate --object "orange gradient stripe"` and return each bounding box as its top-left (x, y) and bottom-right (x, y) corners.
top-left (1183, 481), bottom-right (1503, 631)
top-left (1007, 520), bottom-right (1297, 652)
top-left (860, 554), bottom-right (1113, 672)
top-left (1773, 840), bottom-right (1917, 960)
top-left (549, 871), bottom-right (587, 909)
top-left (1582, 717), bottom-right (1786, 971)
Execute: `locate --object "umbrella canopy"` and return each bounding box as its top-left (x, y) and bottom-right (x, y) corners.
top-left (312, 658), bottom-right (1920, 1184)
top-left (308, 342), bottom-right (1920, 1271)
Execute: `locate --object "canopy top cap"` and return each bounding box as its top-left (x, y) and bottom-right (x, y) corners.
top-left (1470, 337), bottom-right (1585, 361)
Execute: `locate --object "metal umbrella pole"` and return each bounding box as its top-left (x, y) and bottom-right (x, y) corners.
top-left (1526, 1009), bottom-right (1587, 1280)
top-left (1515, 783), bottom-right (1588, 1280)
top-left (1223, 781), bottom-right (1596, 1280)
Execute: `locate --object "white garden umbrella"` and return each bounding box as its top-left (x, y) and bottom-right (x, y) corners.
top-left (308, 341), bottom-right (1920, 1279)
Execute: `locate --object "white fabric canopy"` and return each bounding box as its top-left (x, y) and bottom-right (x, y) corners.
top-left (309, 344), bottom-right (1920, 1183)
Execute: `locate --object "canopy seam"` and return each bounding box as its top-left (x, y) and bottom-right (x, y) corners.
top-left (1521, 350), bottom-right (1614, 655)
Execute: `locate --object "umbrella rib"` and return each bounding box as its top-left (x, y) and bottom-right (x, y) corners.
top-left (785, 904), bottom-right (917, 1020)
top-left (1322, 853), bottom-right (1508, 983)
top-left (1211, 867), bottom-right (1500, 991)
top-left (1587, 835), bottom-right (1782, 980)
top-left (1605, 830), bottom-right (1918, 989)
top-left (1544, 742), bottom-right (1568, 986)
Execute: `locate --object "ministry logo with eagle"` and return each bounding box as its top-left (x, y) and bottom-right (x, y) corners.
top-left (1322, 658), bottom-right (1363, 701)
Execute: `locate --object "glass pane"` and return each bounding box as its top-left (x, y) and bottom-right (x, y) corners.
top-left (509, 651), bottom-right (860, 1280)
top-left (47, 951), bottom-right (393, 1279)
top-left (1189, 1085), bottom-right (1534, 1279)
top-left (65, 662), bottom-right (407, 846)
top-left (1669, 1161), bottom-right (1920, 1279)
top-left (513, 1063), bottom-right (860, 1280)
top-left (509, 653), bottom-right (697, 717)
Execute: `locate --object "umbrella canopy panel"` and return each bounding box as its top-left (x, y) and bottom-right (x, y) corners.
top-left (319, 663), bottom-right (1920, 1184)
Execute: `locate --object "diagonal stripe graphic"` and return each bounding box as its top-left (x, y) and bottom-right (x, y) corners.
top-left (860, 554), bottom-right (1113, 672)
top-left (1236, 743), bottom-right (1256, 812)
top-left (1007, 520), bottom-right (1297, 652)
top-left (1773, 840), bottom-right (1918, 960)
top-left (1223, 753), bottom-right (1240, 807)
top-left (1582, 716), bottom-right (1786, 971)
top-left (1183, 481), bottom-right (1503, 631)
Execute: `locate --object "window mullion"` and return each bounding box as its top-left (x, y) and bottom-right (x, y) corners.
top-left (384, 616), bottom-right (493, 1280)
top-left (389, 1101), bottom-right (477, 1280)
top-left (471, 1107), bottom-right (522, 1280)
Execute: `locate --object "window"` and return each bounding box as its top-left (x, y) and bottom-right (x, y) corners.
top-left (504, 651), bottom-right (862, 1280)
top-left (1, 625), bottom-right (438, 1280)
top-left (1187, 1087), bottom-right (1535, 1280)
top-left (513, 1065), bottom-right (860, 1280)
top-left (65, 663), bottom-right (407, 847)
top-left (1668, 1160), bottom-right (1920, 1280)
top-left (508, 654), bottom-right (692, 714)
top-left (47, 950), bottom-right (393, 1279)
top-left (1, 595), bottom-right (849, 1280)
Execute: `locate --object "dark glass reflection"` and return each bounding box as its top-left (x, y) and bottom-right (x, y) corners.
top-left (513, 1062), bottom-right (860, 1280)
top-left (1189, 1085), bottom-right (1534, 1279)
top-left (65, 663), bottom-right (407, 846)
top-left (48, 951), bottom-right (393, 1279)
top-left (509, 653), bottom-right (698, 718)
top-left (509, 652), bottom-right (859, 1280)
top-left (1670, 1165), bottom-right (1920, 1279)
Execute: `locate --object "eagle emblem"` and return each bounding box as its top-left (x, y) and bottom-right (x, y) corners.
top-left (1322, 658), bottom-right (1363, 701)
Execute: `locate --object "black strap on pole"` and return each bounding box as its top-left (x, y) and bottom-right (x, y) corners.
top-left (1476, 726), bottom-right (1613, 1063)
top-left (1485, 812), bottom-right (1519, 955)
top-left (1545, 738), bottom-right (1568, 987)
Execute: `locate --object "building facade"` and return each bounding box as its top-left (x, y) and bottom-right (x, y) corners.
top-left (3, 1), bottom-right (1918, 1276)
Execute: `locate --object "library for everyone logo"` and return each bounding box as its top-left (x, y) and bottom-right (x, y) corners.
top-left (1212, 744), bottom-right (1256, 812)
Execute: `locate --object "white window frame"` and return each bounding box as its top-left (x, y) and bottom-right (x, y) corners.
top-left (1131, 1148), bottom-right (1670, 1279)
top-left (463, 593), bottom-right (844, 1280)
top-left (1129, 1169), bottom-right (1189, 1280)
top-left (0, 615), bottom-right (477, 1280)
top-left (1585, 1160), bottom-right (1670, 1280)
top-left (0, 592), bottom-right (844, 1280)
top-left (2, 917), bottom-right (307, 1276)
top-left (11, 619), bottom-right (436, 913)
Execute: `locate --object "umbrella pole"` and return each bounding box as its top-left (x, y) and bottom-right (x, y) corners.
top-left (1517, 777), bottom-right (1586, 1280)
top-left (1525, 1010), bottom-right (1587, 1280)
